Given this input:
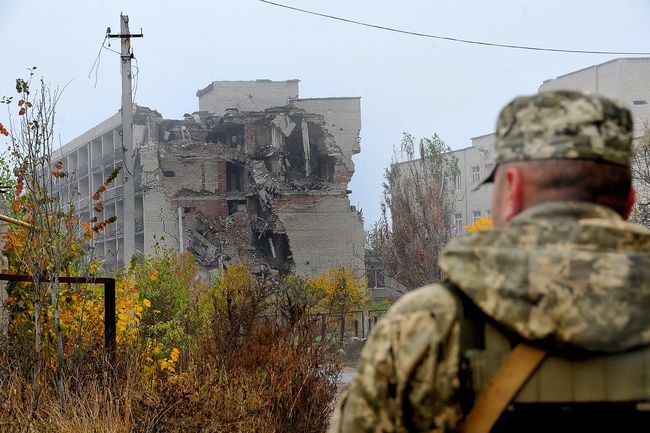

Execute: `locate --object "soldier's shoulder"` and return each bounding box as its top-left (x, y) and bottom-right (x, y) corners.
top-left (388, 282), bottom-right (458, 317)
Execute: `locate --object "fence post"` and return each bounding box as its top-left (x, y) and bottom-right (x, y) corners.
top-left (354, 319), bottom-right (358, 337)
top-left (103, 278), bottom-right (116, 363)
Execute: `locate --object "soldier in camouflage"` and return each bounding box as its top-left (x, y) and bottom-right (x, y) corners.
top-left (328, 90), bottom-right (650, 432)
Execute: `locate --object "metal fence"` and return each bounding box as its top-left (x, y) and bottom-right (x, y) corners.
top-left (0, 273), bottom-right (116, 363)
top-left (312, 309), bottom-right (388, 344)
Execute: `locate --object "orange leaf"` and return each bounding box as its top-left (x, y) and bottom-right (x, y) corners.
top-left (18, 100), bottom-right (24, 106)
top-left (18, 108), bottom-right (26, 116)
top-left (55, 161), bottom-right (63, 170)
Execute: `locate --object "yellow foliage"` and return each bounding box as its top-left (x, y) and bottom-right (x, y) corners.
top-left (115, 277), bottom-right (150, 344)
top-left (465, 215), bottom-right (493, 232)
top-left (52, 274), bottom-right (152, 353)
top-left (142, 339), bottom-right (181, 385)
top-left (211, 262), bottom-right (255, 308)
top-left (309, 267), bottom-right (369, 314)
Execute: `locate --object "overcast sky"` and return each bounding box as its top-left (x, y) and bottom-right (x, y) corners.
top-left (2, 0), bottom-right (649, 228)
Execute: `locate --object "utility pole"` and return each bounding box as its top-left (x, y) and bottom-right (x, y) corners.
top-left (108, 14), bottom-right (143, 268)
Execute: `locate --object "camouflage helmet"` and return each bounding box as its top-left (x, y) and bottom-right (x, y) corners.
top-left (482, 90), bottom-right (633, 185)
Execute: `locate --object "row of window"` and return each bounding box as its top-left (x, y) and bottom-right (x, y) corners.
top-left (451, 163), bottom-right (494, 190)
top-left (453, 210), bottom-right (491, 235)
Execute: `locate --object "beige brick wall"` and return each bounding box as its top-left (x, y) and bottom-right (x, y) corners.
top-left (275, 196), bottom-right (365, 278)
top-left (293, 97), bottom-right (361, 173)
top-left (140, 144), bottom-right (181, 254)
top-left (197, 80), bottom-right (299, 115)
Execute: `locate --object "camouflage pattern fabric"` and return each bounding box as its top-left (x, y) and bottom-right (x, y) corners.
top-left (481, 90), bottom-right (633, 184)
top-left (328, 201), bottom-right (650, 432)
top-left (328, 283), bottom-right (463, 433)
top-left (440, 201), bottom-right (650, 352)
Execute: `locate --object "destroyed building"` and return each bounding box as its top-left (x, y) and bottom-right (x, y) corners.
top-left (54, 80), bottom-right (365, 278)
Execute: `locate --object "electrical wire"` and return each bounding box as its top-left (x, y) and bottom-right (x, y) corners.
top-left (132, 57), bottom-right (140, 106)
top-left (88, 34), bottom-right (108, 89)
top-left (102, 45), bottom-right (121, 56)
top-left (88, 33), bottom-right (122, 89)
top-left (258, 0), bottom-right (650, 55)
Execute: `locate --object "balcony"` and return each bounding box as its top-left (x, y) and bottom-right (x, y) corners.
top-left (102, 185), bottom-right (124, 202)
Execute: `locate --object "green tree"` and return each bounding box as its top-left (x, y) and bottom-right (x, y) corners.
top-left (310, 267), bottom-right (369, 344)
top-left (132, 247), bottom-right (200, 350)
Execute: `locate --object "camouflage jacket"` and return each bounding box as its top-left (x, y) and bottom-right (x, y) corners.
top-left (328, 202), bottom-right (650, 433)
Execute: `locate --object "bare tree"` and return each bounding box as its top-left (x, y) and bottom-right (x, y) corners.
top-left (2, 72), bottom-right (71, 403)
top-left (631, 125), bottom-right (650, 228)
top-left (2, 71), bottom-right (116, 404)
top-left (371, 133), bottom-right (458, 290)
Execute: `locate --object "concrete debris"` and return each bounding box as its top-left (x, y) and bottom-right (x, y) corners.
top-left (137, 92), bottom-right (365, 278)
top-left (250, 160), bottom-right (271, 185)
top-left (271, 113), bottom-right (296, 137)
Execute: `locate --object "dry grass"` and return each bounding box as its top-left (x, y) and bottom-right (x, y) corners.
top-left (0, 306), bottom-right (340, 433)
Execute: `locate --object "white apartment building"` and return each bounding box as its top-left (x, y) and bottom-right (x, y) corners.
top-left (451, 57), bottom-right (650, 234)
top-left (539, 57), bottom-right (650, 139)
top-left (53, 80), bottom-right (365, 276)
top-left (450, 133), bottom-right (496, 235)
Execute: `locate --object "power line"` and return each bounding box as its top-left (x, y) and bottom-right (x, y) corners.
top-left (259, 0), bottom-right (650, 55)
top-left (88, 34), bottom-right (108, 89)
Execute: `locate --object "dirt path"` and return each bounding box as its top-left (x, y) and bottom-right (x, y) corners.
top-left (335, 366), bottom-right (356, 397)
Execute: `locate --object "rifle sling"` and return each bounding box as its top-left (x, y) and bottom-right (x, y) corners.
top-left (460, 343), bottom-right (547, 433)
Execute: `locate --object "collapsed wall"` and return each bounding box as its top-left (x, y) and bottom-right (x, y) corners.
top-left (274, 196), bottom-right (364, 277)
top-left (139, 98), bottom-right (364, 278)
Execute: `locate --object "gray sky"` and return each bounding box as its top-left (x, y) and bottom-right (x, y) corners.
top-left (2, 0), bottom-right (649, 228)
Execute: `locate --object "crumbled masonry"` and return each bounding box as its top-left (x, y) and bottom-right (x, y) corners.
top-left (137, 102), bottom-right (364, 278)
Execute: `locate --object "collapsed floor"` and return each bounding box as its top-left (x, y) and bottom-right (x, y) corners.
top-left (138, 102), bottom-right (365, 279)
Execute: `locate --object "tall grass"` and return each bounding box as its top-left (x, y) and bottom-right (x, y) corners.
top-left (0, 266), bottom-right (341, 432)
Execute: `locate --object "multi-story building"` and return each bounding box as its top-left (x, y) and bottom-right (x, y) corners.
top-left (375, 57), bottom-right (649, 297)
top-left (449, 133), bottom-right (496, 234)
top-left (53, 79), bottom-right (365, 278)
top-left (451, 57), bottom-right (650, 234)
top-left (539, 57), bottom-right (650, 139)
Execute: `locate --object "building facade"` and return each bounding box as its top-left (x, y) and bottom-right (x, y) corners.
top-left (451, 57), bottom-right (650, 234)
top-left (449, 133), bottom-right (496, 234)
top-left (373, 57), bottom-right (649, 298)
top-left (54, 80), bottom-right (365, 278)
top-left (539, 57), bottom-right (650, 139)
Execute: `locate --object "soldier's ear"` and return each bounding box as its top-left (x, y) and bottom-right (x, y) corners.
top-left (501, 166), bottom-right (524, 224)
top-left (623, 187), bottom-right (636, 220)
